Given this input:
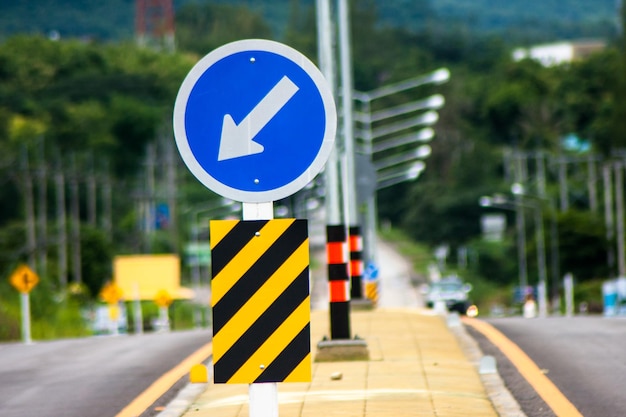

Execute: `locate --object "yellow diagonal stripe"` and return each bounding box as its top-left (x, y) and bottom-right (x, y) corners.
top-left (284, 353), bottom-right (312, 383)
top-left (209, 219), bottom-right (239, 249)
top-left (211, 219), bottom-right (295, 305)
top-left (227, 297), bottom-right (310, 384)
top-left (213, 239), bottom-right (309, 361)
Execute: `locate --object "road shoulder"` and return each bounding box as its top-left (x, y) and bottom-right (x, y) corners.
top-left (448, 315), bottom-right (528, 417)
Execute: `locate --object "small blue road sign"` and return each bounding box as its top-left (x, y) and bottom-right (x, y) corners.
top-left (173, 39), bottom-right (337, 203)
top-left (364, 262), bottom-right (379, 281)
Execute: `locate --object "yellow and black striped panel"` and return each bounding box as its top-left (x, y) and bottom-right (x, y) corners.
top-left (209, 219), bottom-right (311, 384)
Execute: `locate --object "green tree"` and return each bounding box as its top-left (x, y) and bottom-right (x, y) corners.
top-left (176, 3), bottom-right (273, 56)
top-left (557, 210), bottom-right (608, 281)
top-left (79, 225), bottom-right (114, 298)
top-left (0, 36), bottom-right (193, 299)
top-left (555, 49), bottom-right (620, 154)
top-left (283, 0), bottom-right (316, 59)
top-left (470, 59), bottom-right (562, 149)
top-left (606, 1), bottom-right (626, 155)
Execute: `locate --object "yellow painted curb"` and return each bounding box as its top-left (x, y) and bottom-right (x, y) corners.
top-left (463, 318), bottom-right (582, 417)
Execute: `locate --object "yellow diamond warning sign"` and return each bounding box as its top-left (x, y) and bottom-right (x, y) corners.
top-left (154, 289), bottom-right (173, 307)
top-left (100, 282), bottom-right (124, 304)
top-left (10, 264), bottom-right (39, 293)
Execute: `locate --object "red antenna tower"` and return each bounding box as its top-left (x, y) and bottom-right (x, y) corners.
top-left (135, 0), bottom-right (175, 51)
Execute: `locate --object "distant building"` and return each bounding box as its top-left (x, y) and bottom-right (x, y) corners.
top-left (512, 40), bottom-right (606, 67)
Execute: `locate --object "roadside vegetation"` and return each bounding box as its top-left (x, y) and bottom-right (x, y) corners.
top-left (0, 2), bottom-right (621, 339)
top-left (379, 227), bottom-right (505, 314)
top-left (380, 227), bottom-right (603, 315)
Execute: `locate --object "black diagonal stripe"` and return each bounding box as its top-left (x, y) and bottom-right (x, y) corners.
top-left (211, 220), bottom-right (268, 277)
top-left (212, 220), bottom-right (307, 334)
top-left (213, 267), bottom-right (309, 383)
top-left (256, 323), bottom-right (310, 383)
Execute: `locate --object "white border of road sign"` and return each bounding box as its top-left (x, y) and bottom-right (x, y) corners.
top-left (173, 39), bottom-right (337, 203)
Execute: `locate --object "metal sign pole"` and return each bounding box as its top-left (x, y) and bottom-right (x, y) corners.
top-left (243, 202), bottom-right (278, 417)
top-left (21, 292), bottom-right (32, 344)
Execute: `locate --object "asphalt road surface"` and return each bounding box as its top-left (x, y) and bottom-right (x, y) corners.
top-left (479, 316), bottom-right (626, 417)
top-left (3, 242), bottom-right (413, 417)
top-left (0, 329), bottom-right (211, 417)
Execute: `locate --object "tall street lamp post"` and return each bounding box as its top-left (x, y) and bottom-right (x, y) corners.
top-left (353, 69), bottom-right (449, 264)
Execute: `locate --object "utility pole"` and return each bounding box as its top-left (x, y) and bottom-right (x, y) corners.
top-left (87, 153), bottom-right (97, 227)
top-left (587, 154), bottom-right (598, 212)
top-left (164, 131), bottom-right (179, 251)
top-left (37, 137), bottom-right (48, 279)
top-left (514, 151), bottom-right (528, 291)
top-left (615, 162), bottom-right (625, 277)
top-left (21, 146), bottom-right (37, 270)
top-left (70, 155), bottom-right (82, 284)
top-left (558, 156), bottom-right (569, 211)
top-left (536, 152), bottom-right (546, 197)
top-left (145, 143), bottom-right (157, 252)
top-left (604, 163), bottom-right (616, 276)
top-left (534, 204), bottom-right (548, 317)
top-left (101, 161), bottom-right (113, 238)
top-left (549, 198), bottom-right (560, 306)
top-left (503, 149), bottom-right (513, 183)
top-left (55, 155), bottom-right (68, 291)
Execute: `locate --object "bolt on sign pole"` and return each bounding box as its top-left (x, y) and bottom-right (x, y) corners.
top-left (242, 202), bottom-right (278, 417)
top-left (173, 39), bottom-right (336, 417)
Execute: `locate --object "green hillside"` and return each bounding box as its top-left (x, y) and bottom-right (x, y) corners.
top-left (428, 0), bottom-right (618, 41)
top-left (0, 0), bottom-right (618, 43)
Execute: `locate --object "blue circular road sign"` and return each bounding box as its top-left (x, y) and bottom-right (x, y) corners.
top-left (173, 39), bottom-right (337, 203)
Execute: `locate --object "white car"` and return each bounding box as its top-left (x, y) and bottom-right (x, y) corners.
top-left (424, 276), bottom-right (473, 314)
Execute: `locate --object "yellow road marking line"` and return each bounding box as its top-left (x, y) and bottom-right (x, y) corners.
top-left (114, 341), bottom-right (213, 417)
top-left (463, 318), bottom-right (583, 417)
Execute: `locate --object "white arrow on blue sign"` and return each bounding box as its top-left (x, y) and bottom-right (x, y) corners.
top-left (173, 39), bottom-right (337, 203)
